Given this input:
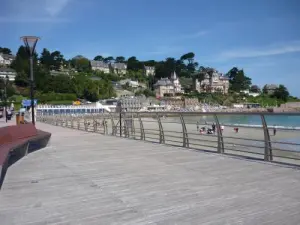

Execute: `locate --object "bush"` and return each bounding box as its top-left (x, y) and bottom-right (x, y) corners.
top-left (35, 92), bottom-right (77, 103)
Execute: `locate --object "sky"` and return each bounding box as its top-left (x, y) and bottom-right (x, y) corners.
top-left (1, 0), bottom-right (300, 96)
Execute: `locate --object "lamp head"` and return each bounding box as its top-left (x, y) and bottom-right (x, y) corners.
top-left (20, 36), bottom-right (40, 56)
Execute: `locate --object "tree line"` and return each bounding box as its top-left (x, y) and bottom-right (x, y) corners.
top-left (0, 45), bottom-right (295, 104)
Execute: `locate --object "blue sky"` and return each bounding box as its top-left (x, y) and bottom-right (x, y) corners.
top-left (1, 0), bottom-right (300, 96)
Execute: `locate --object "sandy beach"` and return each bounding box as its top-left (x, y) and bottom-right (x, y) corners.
top-left (47, 114), bottom-right (300, 166)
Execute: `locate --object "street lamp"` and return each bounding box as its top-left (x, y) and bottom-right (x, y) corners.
top-left (21, 36), bottom-right (40, 125)
top-left (3, 75), bottom-right (9, 123)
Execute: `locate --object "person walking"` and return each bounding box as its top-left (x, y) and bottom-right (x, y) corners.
top-left (273, 125), bottom-right (277, 136)
top-left (196, 121), bottom-right (199, 131)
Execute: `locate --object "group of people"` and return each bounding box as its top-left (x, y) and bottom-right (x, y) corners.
top-left (196, 121), bottom-right (278, 136)
top-left (197, 122), bottom-right (224, 135)
top-left (0, 103), bottom-right (14, 122)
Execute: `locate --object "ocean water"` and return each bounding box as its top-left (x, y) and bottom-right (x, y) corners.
top-left (182, 115), bottom-right (300, 130)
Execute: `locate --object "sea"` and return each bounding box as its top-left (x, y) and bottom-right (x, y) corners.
top-left (182, 114), bottom-right (300, 130)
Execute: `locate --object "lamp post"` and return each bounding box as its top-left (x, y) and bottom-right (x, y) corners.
top-left (4, 75), bottom-right (9, 123)
top-left (21, 36), bottom-right (40, 125)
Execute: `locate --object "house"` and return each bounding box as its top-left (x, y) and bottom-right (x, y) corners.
top-left (116, 89), bottom-right (134, 98)
top-left (90, 60), bottom-right (110, 73)
top-left (154, 71), bottom-right (184, 98)
top-left (170, 71), bottom-right (183, 94)
top-left (0, 54), bottom-right (15, 66)
top-left (263, 84), bottom-right (278, 95)
top-left (144, 66), bottom-right (155, 76)
top-left (0, 68), bottom-right (17, 81)
top-left (50, 69), bottom-right (71, 76)
top-left (241, 90), bottom-right (260, 97)
top-left (119, 79), bottom-right (139, 88)
top-left (194, 69), bottom-right (229, 94)
top-left (111, 81), bottom-right (122, 90)
top-left (89, 76), bottom-right (102, 81)
top-left (111, 63), bottom-right (127, 75)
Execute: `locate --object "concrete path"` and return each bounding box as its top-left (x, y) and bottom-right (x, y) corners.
top-left (1, 123), bottom-right (300, 225)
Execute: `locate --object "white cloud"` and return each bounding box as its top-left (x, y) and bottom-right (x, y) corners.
top-left (219, 41), bottom-right (300, 60)
top-left (0, 0), bottom-right (72, 23)
top-left (45, 0), bottom-right (71, 16)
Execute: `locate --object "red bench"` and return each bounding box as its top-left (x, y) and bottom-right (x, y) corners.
top-left (0, 124), bottom-right (37, 145)
top-left (0, 124), bottom-right (51, 189)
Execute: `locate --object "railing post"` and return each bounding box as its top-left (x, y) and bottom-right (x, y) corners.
top-left (123, 114), bottom-right (129, 138)
top-left (109, 113), bottom-right (116, 136)
top-left (260, 114), bottom-right (273, 161)
top-left (93, 118), bottom-right (97, 132)
top-left (156, 113), bottom-right (165, 144)
top-left (214, 114), bottom-right (224, 154)
top-left (119, 112), bottom-right (122, 137)
top-left (84, 118), bottom-right (87, 131)
top-left (137, 113), bottom-right (145, 140)
top-left (104, 119), bottom-right (108, 135)
top-left (131, 113), bottom-right (135, 137)
top-left (179, 114), bottom-right (189, 148)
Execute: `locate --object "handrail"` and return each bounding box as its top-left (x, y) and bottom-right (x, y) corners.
top-left (37, 111), bottom-right (300, 166)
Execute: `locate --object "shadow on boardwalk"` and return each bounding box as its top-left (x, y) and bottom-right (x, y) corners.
top-left (1, 122), bottom-right (300, 225)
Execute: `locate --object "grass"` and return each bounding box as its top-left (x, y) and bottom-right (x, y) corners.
top-left (45, 100), bottom-right (74, 105)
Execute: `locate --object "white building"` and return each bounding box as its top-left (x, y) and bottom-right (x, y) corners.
top-left (0, 68), bottom-right (17, 81)
top-left (144, 66), bottom-right (155, 76)
top-left (119, 79), bottom-right (139, 88)
top-left (170, 71), bottom-right (183, 93)
top-left (195, 69), bottom-right (229, 94)
top-left (0, 54), bottom-right (15, 66)
top-left (111, 63), bottom-right (127, 75)
top-left (154, 71), bottom-right (184, 98)
top-left (241, 90), bottom-right (260, 97)
top-left (90, 60), bottom-right (110, 73)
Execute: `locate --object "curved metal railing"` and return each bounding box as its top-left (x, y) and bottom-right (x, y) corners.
top-left (37, 112), bottom-right (300, 166)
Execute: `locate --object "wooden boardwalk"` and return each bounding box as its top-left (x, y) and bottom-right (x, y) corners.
top-left (1, 123), bottom-right (300, 225)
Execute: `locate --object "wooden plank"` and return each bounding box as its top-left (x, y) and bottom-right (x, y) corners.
top-left (0, 123), bottom-right (300, 225)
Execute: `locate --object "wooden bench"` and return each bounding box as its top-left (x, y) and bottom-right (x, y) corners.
top-left (0, 124), bottom-right (51, 189)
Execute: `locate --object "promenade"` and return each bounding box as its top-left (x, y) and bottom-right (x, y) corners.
top-left (1, 122), bottom-right (300, 224)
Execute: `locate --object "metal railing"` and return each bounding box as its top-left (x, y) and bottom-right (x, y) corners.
top-left (38, 112), bottom-right (300, 166)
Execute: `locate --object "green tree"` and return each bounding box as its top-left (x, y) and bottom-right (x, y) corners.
top-left (11, 46), bottom-right (31, 73)
top-left (14, 72), bottom-right (29, 87)
top-left (71, 56), bottom-right (91, 72)
top-left (84, 80), bottom-right (99, 102)
top-left (39, 48), bottom-right (52, 70)
top-left (103, 56), bottom-right (114, 63)
top-left (227, 67), bottom-right (252, 92)
top-left (180, 52), bottom-right (195, 64)
top-left (127, 56), bottom-right (144, 71)
top-left (273, 85), bottom-right (289, 102)
top-left (250, 85), bottom-right (261, 93)
top-left (115, 56), bottom-right (126, 63)
top-left (94, 55), bottom-right (104, 61)
top-left (0, 47), bottom-right (12, 55)
top-left (144, 60), bottom-right (156, 66)
top-left (50, 51), bottom-right (65, 71)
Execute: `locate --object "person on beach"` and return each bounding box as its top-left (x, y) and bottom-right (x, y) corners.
top-left (212, 123), bottom-right (216, 133)
top-left (196, 121), bottom-right (199, 131)
top-left (220, 125), bottom-right (224, 133)
top-left (273, 125), bottom-right (277, 136)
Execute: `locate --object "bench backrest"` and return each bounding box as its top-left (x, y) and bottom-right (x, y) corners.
top-left (0, 124), bottom-right (37, 145)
